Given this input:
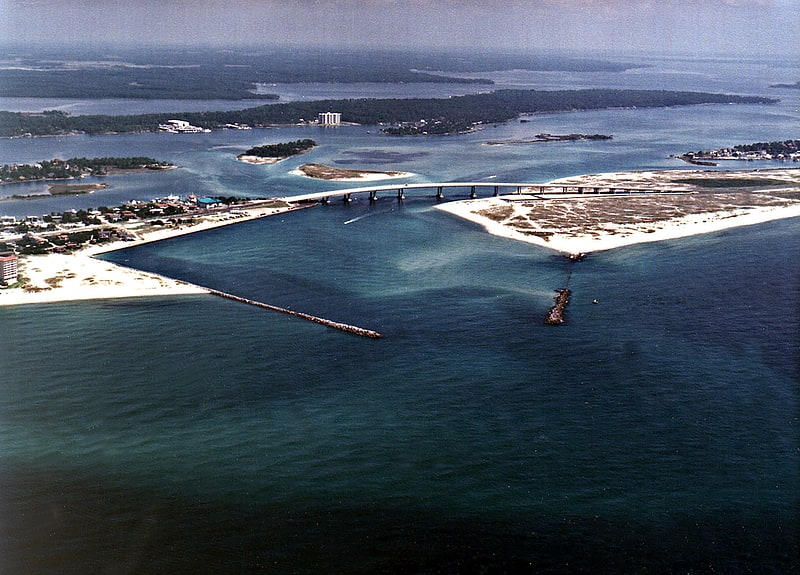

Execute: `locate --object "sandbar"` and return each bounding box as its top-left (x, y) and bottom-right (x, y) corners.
top-left (291, 163), bottom-right (414, 182)
top-left (436, 169), bottom-right (800, 254)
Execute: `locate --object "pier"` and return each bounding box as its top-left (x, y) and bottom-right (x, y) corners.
top-left (281, 181), bottom-right (690, 205)
top-left (207, 289), bottom-right (383, 338)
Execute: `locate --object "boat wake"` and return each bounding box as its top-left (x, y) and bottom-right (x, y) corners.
top-left (344, 214), bottom-right (373, 225)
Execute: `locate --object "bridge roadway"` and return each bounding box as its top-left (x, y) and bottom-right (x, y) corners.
top-left (279, 182), bottom-right (687, 204)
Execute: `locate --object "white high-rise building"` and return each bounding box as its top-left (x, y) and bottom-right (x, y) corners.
top-left (0, 252), bottom-right (18, 285)
top-left (317, 112), bottom-right (341, 126)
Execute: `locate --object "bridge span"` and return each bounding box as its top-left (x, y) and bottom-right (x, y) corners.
top-left (279, 181), bottom-right (688, 204)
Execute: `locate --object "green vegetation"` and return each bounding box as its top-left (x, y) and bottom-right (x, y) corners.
top-left (728, 139), bottom-right (799, 155)
top-left (241, 139), bottom-right (316, 158)
top-left (1, 157), bottom-right (172, 183)
top-left (0, 90), bottom-right (777, 138)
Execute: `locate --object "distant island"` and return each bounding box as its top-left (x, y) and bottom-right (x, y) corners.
top-left (0, 45), bottom-right (647, 101)
top-left (485, 133), bottom-right (612, 145)
top-left (770, 81), bottom-right (800, 90)
top-left (1, 157), bottom-right (174, 184)
top-left (237, 139), bottom-right (316, 164)
top-left (676, 139), bottom-right (800, 165)
top-left (292, 163), bottom-right (411, 181)
top-left (0, 89), bottom-right (777, 138)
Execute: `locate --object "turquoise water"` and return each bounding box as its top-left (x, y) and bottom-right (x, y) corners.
top-left (1, 55), bottom-right (799, 573)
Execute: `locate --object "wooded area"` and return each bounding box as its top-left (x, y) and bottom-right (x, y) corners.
top-left (0, 90), bottom-right (776, 137)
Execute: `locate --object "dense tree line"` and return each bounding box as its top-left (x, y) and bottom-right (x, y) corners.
top-left (731, 139), bottom-right (799, 155)
top-left (242, 139), bottom-right (316, 158)
top-left (0, 90), bottom-right (777, 138)
top-left (1, 157), bottom-right (171, 182)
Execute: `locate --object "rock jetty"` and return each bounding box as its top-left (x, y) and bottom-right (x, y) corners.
top-left (208, 289), bottom-right (383, 338)
top-left (545, 288), bottom-right (571, 325)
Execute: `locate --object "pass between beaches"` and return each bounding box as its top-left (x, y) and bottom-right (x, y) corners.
top-left (2, 168), bottom-right (799, 333)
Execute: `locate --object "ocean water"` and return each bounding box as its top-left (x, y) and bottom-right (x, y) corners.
top-left (1, 55), bottom-right (798, 573)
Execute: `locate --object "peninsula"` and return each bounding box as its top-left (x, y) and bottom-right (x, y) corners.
top-left (436, 168), bottom-right (800, 254)
top-left (0, 197), bottom-right (302, 306)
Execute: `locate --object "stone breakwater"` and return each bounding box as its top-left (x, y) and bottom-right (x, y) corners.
top-left (545, 288), bottom-right (571, 325)
top-left (208, 289), bottom-right (383, 339)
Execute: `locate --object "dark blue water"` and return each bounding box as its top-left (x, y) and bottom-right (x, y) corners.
top-left (2, 55), bottom-right (799, 573)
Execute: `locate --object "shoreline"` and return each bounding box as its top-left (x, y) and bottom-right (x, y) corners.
top-left (436, 197), bottom-right (800, 254)
top-left (0, 200), bottom-right (303, 307)
top-left (3, 168), bottom-right (798, 306)
top-left (435, 168), bottom-right (800, 254)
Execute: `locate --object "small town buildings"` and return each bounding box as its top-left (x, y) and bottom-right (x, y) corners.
top-left (0, 252), bottom-right (18, 285)
top-left (158, 119), bottom-right (210, 133)
top-left (317, 112), bottom-right (342, 126)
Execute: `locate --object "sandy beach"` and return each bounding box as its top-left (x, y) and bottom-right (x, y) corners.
top-left (436, 168), bottom-right (800, 254)
top-left (0, 201), bottom-right (301, 307)
top-left (237, 155), bottom-right (283, 165)
top-left (0, 252), bottom-right (208, 306)
top-left (437, 197), bottom-right (800, 254)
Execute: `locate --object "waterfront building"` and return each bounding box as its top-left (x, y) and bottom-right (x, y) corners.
top-left (158, 119), bottom-right (210, 133)
top-left (0, 252), bottom-right (18, 285)
top-left (317, 112), bottom-right (341, 126)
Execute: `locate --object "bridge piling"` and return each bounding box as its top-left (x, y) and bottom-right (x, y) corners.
top-left (282, 182), bottom-right (691, 205)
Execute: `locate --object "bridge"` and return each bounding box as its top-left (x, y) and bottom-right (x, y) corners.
top-left (279, 181), bottom-right (689, 204)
